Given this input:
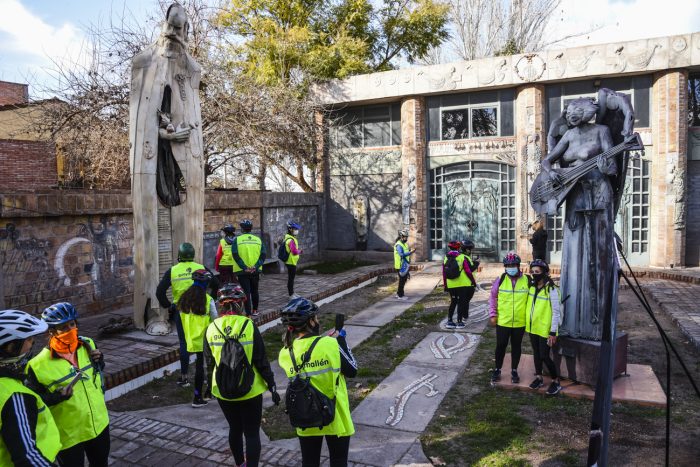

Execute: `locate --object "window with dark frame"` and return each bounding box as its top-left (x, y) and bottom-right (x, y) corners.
top-left (689, 74), bottom-right (700, 128)
top-left (331, 104), bottom-right (401, 148)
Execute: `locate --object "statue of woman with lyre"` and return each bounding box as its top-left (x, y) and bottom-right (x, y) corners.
top-left (530, 90), bottom-right (641, 340)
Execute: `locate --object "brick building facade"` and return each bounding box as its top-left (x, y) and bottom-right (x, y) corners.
top-left (314, 32), bottom-right (700, 268)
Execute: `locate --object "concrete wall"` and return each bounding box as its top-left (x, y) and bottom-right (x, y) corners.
top-left (0, 189), bottom-right (324, 316)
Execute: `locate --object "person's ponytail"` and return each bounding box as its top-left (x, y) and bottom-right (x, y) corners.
top-left (283, 327), bottom-right (294, 349)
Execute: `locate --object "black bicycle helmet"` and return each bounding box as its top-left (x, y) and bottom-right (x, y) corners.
top-left (221, 224), bottom-right (235, 235)
top-left (280, 297), bottom-right (318, 329)
top-left (240, 219), bottom-right (253, 231)
top-left (530, 258), bottom-right (550, 273)
top-left (178, 242), bottom-right (195, 261)
top-left (460, 239), bottom-right (475, 250)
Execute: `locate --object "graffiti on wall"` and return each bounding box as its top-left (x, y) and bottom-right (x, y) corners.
top-left (0, 215), bottom-right (133, 311)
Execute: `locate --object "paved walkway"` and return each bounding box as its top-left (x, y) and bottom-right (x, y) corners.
top-left (641, 279), bottom-right (700, 348)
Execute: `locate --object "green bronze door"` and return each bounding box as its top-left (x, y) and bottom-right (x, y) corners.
top-left (430, 162), bottom-right (515, 260)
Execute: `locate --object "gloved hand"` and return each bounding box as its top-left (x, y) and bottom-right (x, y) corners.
top-left (270, 387), bottom-right (281, 406)
top-left (337, 329), bottom-right (347, 338)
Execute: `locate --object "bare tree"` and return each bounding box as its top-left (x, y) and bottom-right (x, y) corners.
top-left (27, 0), bottom-right (325, 192)
top-left (449, 0), bottom-right (566, 61)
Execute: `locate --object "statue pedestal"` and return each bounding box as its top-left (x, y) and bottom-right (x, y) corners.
top-left (552, 332), bottom-right (628, 387)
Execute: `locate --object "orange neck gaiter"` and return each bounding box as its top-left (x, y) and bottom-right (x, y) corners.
top-left (49, 328), bottom-right (79, 354)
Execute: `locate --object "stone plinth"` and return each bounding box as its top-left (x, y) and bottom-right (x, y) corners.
top-left (553, 333), bottom-right (628, 386)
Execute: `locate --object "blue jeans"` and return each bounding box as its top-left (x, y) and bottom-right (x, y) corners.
top-left (172, 309), bottom-right (190, 376)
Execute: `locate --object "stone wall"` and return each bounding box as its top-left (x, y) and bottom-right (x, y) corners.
top-left (0, 140), bottom-right (57, 190)
top-left (0, 189), bottom-right (324, 316)
top-left (327, 145), bottom-right (402, 251)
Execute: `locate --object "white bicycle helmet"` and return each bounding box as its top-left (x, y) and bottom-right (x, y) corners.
top-left (0, 310), bottom-right (48, 348)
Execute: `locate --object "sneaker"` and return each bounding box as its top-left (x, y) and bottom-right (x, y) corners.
top-left (251, 309), bottom-right (260, 317)
top-left (455, 321), bottom-right (466, 329)
top-left (445, 320), bottom-right (457, 329)
top-left (546, 381), bottom-right (562, 396)
top-left (176, 377), bottom-right (190, 388)
top-left (490, 368), bottom-right (501, 382)
top-left (529, 377), bottom-right (544, 390)
top-left (203, 389), bottom-right (212, 401)
top-left (511, 370), bottom-right (520, 384)
top-left (192, 395), bottom-right (208, 408)
top-left (395, 294), bottom-right (407, 300)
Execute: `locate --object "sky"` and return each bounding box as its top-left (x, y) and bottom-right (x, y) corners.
top-left (1, 0), bottom-right (700, 95)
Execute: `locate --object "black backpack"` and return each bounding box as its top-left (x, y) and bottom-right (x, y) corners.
top-left (277, 238), bottom-right (290, 262)
top-left (213, 320), bottom-right (255, 399)
top-left (444, 256), bottom-right (462, 280)
top-left (285, 337), bottom-right (337, 430)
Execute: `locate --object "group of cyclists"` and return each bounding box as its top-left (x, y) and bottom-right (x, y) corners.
top-left (0, 223), bottom-right (562, 467)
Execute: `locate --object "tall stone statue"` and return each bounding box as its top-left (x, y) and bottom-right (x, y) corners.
top-left (531, 89), bottom-right (640, 341)
top-left (129, 3), bottom-right (205, 334)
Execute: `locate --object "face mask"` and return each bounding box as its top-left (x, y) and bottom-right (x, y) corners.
top-left (49, 328), bottom-right (79, 354)
top-left (505, 267), bottom-right (519, 276)
top-left (292, 229), bottom-right (299, 236)
top-left (532, 273), bottom-right (545, 283)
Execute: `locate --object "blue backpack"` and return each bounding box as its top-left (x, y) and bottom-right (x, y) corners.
top-left (277, 238), bottom-right (290, 262)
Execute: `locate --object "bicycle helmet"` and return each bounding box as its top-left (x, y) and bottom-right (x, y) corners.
top-left (0, 310), bottom-right (48, 348)
top-left (447, 240), bottom-right (461, 250)
top-left (502, 251), bottom-right (521, 266)
top-left (460, 239), bottom-right (475, 250)
top-left (178, 242), bottom-right (195, 261)
top-left (287, 221), bottom-right (301, 230)
top-left (280, 297), bottom-right (318, 329)
top-left (217, 284), bottom-right (247, 314)
top-left (221, 224), bottom-right (235, 235)
top-left (240, 219), bottom-right (253, 231)
top-left (191, 269), bottom-right (212, 285)
top-left (530, 258), bottom-right (550, 273)
top-left (42, 302), bottom-right (78, 327)
top-left (398, 229), bottom-right (409, 238)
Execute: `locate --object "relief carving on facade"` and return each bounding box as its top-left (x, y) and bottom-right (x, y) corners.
top-left (514, 54), bottom-right (546, 82)
top-left (402, 164), bottom-right (417, 225)
top-left (428, 138), bottom-right (516, 158)
top-left (330, 149), bottom-right (402, 175)
top-left (352, 195), bottom-right (369, 250)
top-left (478, 58), bottom-right (507, 85)
top-left (669, 164), bottom-right (687, 230)
top-left (418, 66), bottom-right (462, 91)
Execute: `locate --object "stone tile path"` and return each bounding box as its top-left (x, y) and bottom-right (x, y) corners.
top-left (640, 279), bottom-right (700, 348)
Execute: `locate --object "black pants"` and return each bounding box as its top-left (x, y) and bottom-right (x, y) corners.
top-left (530, 333), bottom-right (558, 378)
top-left (238, 273), bottom-right (260, 315)
top-left (397, 271), bottom-right (408, 297)
top-left (173, 309), bottom-right (189, 376)
top-left (447, 286), bottom-right (475, 322)
top-left (218, 395), bottom-right (262, 467)
top-left (57, 426), bottom-right (110, 467)
top-left (299, 435), bottom-right (351, 467)
top-left (495, 325), bottom-right (525, 370)
top-left (286, 264), bottom-right (297, 296)
top-left (194, 352), bottom-right (204, 396)
top-left (532, 249), bottom-right (546, 261)
top-left (218, 266), bottom-right (238, 285)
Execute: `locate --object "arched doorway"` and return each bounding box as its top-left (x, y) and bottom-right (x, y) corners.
top-left (429, 161), bottom-right (516, 260)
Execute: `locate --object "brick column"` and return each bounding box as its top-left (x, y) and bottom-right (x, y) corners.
top-left (514, 84), bottom-right (547, 261)
top-left (401, 97), bottom-right (428, 261)
top-left (314, 110), bottom-right (329, 193)
top-left (650, 71), bottom-right (689, 267)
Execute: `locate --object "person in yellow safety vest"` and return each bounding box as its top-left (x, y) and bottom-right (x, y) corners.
top-left (442, 240), bottom-right (477, 329)
top-left (0, 309), bottom-right (61, 467)
top-left (284, 221), bottom-right (303, 298)
top-left (488, 251), bottom-right (530, 385)
top-left (26, 302), bottom-right (109, 466)
top-left (278, 297), bottom-right (357, 467)
top-left (177, 269), bottom-right (219, 408)
top-left (156, 242), bottom-right (219, 387)
top-left (204, 284), bottom-right (279, 467)
top-left (215, 224), bottom-right (238, 285)
top-left (232, 219), bottom-right (266, 317)
top-left (394, 229), bottom-right (415, 300)
top-left (526, 259), bottom-right (562, 396)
